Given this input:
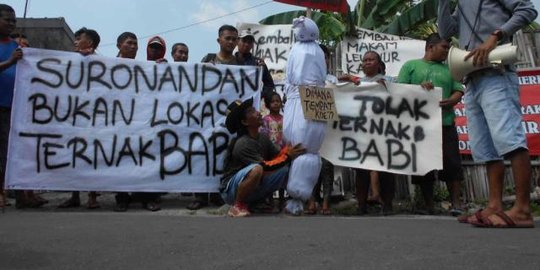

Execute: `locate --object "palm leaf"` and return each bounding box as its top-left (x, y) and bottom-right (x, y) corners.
top-left (361, 0), bottom-right (411, 29)
top-left (380, 0), bottom-right (438, 35)
top-left (259, 10), bottom-right (346, 46)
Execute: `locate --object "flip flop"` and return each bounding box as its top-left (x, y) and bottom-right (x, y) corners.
top-left (143, 202), bottom-right (161, 212)
top-left (186, 200), bottom-right (207, 210)
top-left (304, 201), bottom-right (318, 215)
top-left (472, 211), bottom-right (535, 228)
top-left (457, 209), bottom-right (483, 223)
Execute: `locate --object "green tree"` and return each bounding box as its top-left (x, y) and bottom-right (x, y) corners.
top-left (260, 1), bottom-right (538, 43)
top-left (260, 0), bottom-right (439, 42)
top-left (259, 10), bottom-right (346, 48)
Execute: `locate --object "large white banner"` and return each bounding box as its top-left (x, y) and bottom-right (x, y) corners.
top-left (237, 23), bottom-right (294, 74)
top-left (321, 82), bottom-right (443, 175)
top-left (341, 28), bottom-right (425, 77)
top-left (6, 48), bottom-right (261, 192)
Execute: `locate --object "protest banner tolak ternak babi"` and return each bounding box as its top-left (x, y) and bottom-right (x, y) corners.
top-left (341, 28), bottom-right (425, 77)
top-left (6, 48), bottom-right (261, 192)
top-left (321, 82), bottom-right (443, 175)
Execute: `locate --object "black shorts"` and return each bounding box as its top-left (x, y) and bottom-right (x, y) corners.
top-left (412, 125), bottom-right (463, 184)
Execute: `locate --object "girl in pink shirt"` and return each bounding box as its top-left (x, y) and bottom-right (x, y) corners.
top-left (261, 92), bottom-right (284, 149)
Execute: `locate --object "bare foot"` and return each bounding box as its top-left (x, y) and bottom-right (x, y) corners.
top-left (304, 200), bottom-right (317, 215)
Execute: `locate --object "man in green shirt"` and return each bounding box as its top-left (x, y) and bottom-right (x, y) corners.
top-left (398, 33), bottom-right (464, 215)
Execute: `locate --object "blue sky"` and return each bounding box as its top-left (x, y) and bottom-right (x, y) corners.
top-left (4, 0), bottom-right (540, 62)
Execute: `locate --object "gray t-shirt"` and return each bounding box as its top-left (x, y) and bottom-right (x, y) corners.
top-left (438, 0), bottom-right (537, 50)
top-left (220, 133), bottom-right (280, 191)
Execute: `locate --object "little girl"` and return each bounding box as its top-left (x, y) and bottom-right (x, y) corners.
top-left (260, 92), bottom-right (284, 149)
top-left (261, 92), bottom-right (286, 211)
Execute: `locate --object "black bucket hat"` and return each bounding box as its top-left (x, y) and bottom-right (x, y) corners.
top-left (225, 98), bottom-right (253, 133)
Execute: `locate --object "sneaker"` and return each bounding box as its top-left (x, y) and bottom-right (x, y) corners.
top-left (449, 208), bottom-right (464, 217)
top-left (228, 202), bottom-right (251, 217)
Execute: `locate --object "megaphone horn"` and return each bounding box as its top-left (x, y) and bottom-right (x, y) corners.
top-left (448, 44), bottom-right (518, 81)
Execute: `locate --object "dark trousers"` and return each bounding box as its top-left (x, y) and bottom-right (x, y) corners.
top-left (312, 158), bottom-right (334, 201)
top-left (0, 108), bottom-right (11, 192)
top-left (355, 169), bottom-right (394, 211)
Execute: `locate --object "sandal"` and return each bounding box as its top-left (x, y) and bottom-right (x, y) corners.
top-left (186, 200), bottom-right (207, 210)
top-left (143, 202), bottom-right (161, 212)
top-left (304, 201), bottom-right (317, 215)
top-left (472, 210), bottom-right (535, 228)
top-left (457, 209), bottom-right (483, 224)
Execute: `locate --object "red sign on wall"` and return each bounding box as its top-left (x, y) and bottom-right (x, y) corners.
top-left (455, 69), bottom-right (540, 156)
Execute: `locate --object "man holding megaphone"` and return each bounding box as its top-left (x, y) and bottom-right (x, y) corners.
top-left (438, 0), bottom-right (537, 228)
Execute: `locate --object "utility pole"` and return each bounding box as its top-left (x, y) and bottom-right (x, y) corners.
top-left (24, 0), bottom-right (29, 18)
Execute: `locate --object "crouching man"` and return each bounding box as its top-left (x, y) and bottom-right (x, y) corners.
top-left (221, 98), bottom-right (305, 217)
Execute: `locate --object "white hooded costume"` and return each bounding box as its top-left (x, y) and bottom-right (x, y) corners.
top-left (283, 17), bottom-right (327, 215)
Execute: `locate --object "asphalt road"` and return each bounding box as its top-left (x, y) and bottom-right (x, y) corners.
top-left (1, 193), bottom-right (540, 270)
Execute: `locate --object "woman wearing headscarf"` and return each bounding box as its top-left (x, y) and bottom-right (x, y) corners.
top-left (283, 16), bottom-right (327, 215)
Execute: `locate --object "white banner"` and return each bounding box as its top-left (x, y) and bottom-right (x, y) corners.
top-left (6, 48), bottom-right (261, 192)
top-left (237, 23), bottom-right (294, 75)
top-left (321, 82), bottom-right (443, 175)
top-left (341, 28), bottom-right (425, 77)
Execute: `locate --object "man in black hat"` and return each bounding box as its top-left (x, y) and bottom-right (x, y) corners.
top-left (221, 98), bottom-right (305, 217)
top-left (235, 29), bottom-right (275, 98)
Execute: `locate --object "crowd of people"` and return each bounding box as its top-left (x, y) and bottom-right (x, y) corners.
top-left (1, 1), bottom-right (538, 228)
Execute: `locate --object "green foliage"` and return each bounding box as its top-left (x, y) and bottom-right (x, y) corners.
top-left (361, 0), bottom-right (414, 30)
top-left (261, 0), bottom-right (539, 44)
top-left (531, 202), bottom-right (540, 217)
top-left (317, 12), bottom-right (346, 48)
top-left (434, 185), bottom-right (450, 202)
top-left (378, 0), bottom-right (437, 36)
top-left (504, 186), bottom-right (516, 196)
top-left (259, 10), bottom-right (345, 49)
top-left (260, 0), bottom-right (439, 42)
top-left (412, 184), bottom-right (450, 207)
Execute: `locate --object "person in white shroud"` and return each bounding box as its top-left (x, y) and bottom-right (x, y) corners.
top-left (283, 16), bottom-right (327, 215)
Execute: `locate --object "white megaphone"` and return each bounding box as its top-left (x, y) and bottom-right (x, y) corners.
top-left (448, 44), bottom-right (518, 81)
